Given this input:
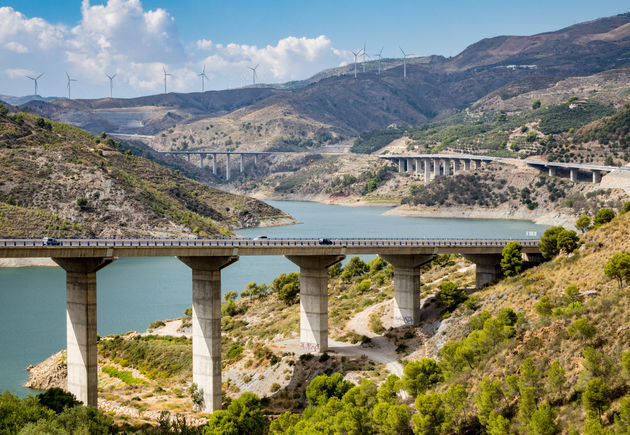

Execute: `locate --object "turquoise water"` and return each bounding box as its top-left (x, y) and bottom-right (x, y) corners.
top-left (0, 201), bottom-right (548, 395)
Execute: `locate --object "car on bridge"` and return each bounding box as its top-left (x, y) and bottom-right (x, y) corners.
top-left (42, 237), bottom-right (60, 246)
top-left (318, 238), bottom-right (333, 245)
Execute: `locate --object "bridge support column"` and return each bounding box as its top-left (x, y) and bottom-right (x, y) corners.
top-left (240, 154), bottom-right (244, 173)
top-left (453, 159), bottom-right (460, 174)
top-left (474, 160), bottom-right (481, 169)
top-left (380, 254), bottom-right (434, 326)
top-left (570, 168), bottom-right (578, 182)
top-left (415, 158), bottom-right (421, 176)
top-left (199, 154), bottom-right (204, 169)
top-left (463, 160), bottom-right (471, 171)
top-left (398, 159), bottom-right (404, 173)
top-left (463, 254), bottom-right (502, 289)
top-left (226, 154), bottom-right (231, 181)
top-left (254, 154), bottom-right (258, 166)
top-left (178, 255), bottom-right (239, 413)
top-left (548, 166), bottom-right (556, 177)
top-left (52, 257), bottom-right (114, 407)
top-left (212, 154), bottom-right (217, 175)
top-left (406, 158), bottom-right (414, 173)
top-left (424, 159), bottom-right (431, 183)
top-left (592, 170), bottom-right (601, 183)
top-left (433, 159), bottom-right (440, 178)
top-left (286, 255), bottom-right (345, 353)
top-left (443, 159), bottom-right (451, 176)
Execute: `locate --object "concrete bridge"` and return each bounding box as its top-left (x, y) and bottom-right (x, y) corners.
top-left (0, 237), bottom-right (540, 412)
top-left (380, 153), bottom-right (630, 184)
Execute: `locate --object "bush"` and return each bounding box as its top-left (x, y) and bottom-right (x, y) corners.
top-left (621, 202), bottom-right (630, 215)
top-left (343, 257), bottom-right (369, 277)
top-left (36, 388), bottom-right (80, 414)
top-left (532, 99), bottom-right (542, 110)
top-left (567, 317), bottom-right (597, 340)
top-left (368, 312), bottom-right (385, 334)
top-left (582, 378), bottom-right (612, 415)
top-left (557, 229), bottom-right (579, 253)
top-left (592, 208), bottom-right (615, 227)
top-left (436, 281), bottom-right (467, 312)
top-left (356, 279), bottom-right (371, 292)
top-left (538, 226), bottom-right (565, 260)
top-left (400, 358), bottom-right (443, 397)
top-left (535, 296), bottom-right (554, 317)
top-left (278, 282), bottom-right (299, 305)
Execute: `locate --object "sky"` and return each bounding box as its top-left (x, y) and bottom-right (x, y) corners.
top-left (0, 0), bottom-right (628, 99)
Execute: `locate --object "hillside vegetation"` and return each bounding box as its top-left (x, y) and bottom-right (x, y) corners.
top-left (0, 108), bottom-right (290, 238)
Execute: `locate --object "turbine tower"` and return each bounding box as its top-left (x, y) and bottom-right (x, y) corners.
top-left (248, 64), bottom-right (259, 85)
top-left (106, 73), bottom-right (116, 98)
top-left (351, 49), bottom-right (363, 79)
top-left (199, 65), bottom-right (208, 92)
top-left (26, 73), bottom-right (44, 96)
top-left (66, 72), bottom-right (78, 99)
top-left (163, 66), bottom-right (172, 94)
top-left (374, 47), bottom-right (384, 75)
top-left (362, 43), bottom-right (368, 73)
top-left (400, 47), bottom-right (414, 80)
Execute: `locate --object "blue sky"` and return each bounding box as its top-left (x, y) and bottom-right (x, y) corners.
top-left (0, 0), bottom-right (628, 98)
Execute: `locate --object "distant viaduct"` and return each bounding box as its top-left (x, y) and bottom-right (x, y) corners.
top-left (1, 237), bottom-right (541, 412)
top-left (380, 153), bottom-right (630, 184)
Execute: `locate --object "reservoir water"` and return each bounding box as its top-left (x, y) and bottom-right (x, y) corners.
top-left (0, 201), bottom-right (548, 396)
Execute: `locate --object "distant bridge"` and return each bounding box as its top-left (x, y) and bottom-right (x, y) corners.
top-left (1, 237), bottom-right (540, 412)
top-left (380, 153), bottom-right (630, 183)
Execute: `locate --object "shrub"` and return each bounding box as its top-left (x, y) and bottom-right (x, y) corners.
top-left (604, 252), bottom-right (630, 288)
top-left (538, 226), bottom-right (565, 260)
top-left (36, 388), bottom-right (80, 414)
top-left (501, 241), bottom-right (523, 277)
top-left (368, 312), bottom-right (385, 334)
top-left (343, 256), bottom-right (369, 277)
top-left (278, 282), bottom-right (299, 305)
top-left (529, 401), bottom-right (559, 435)
top-left (400, 359), bottom-right (443, 397)
top-left (535, 296), bottom-right (554, 317)
top-left (592, 208), bottom-right (615, 227)
top-left (437, 281), bottom-right (467, 312)
top-left (582, 378), bottom-right (612, 415)
top-left (621, 202), bottom-right (630, 215)
top-left (568, 318), bottom-right (596, 340)
top-left (557, 229), bottom-right (579, 253)
top-left (356, 279), bottom-right (371, 292)
top-left (532, 99), bottom-right (542, 110)
top-left (305, 373), bottom-right (353, 406)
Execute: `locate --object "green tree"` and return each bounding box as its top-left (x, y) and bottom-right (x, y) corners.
top-left (436, 281), bottom-right (467, 312)
top-left (501, 241), bottom-right (523, 277)
top-left (343, 256), bottom-right (370, 277)
top-left (535, 296), bottom-right (554, 317)
top-left (538, 226), bottom-right (565, 260)
top-left (519, 358), bottom-right (540, 392)
top-left (55, 405), bottom-right (115, 434)
top-left (621, 202), bottom-right (630, 215)
top-left (518, 387), bottom-right (537, 426)
top-left (532, 99), bottom-right (542, 109)
top-left (413, 393), bottom-right (446, 434)
top-left (529, 401), bottom-right (559, 435)
top-left (328, 262), bottom-right (342, 278)
top-left (36, 388), bottom-right (80, 414)
top-left (204, 411), bottom-right (238, 435)
top-left (474, 377), bottom-right (505, 426)
top-left (224, 291), bottom-right (238, 302)
top-left (342, 379), bottom-right (378, 410)
top-left (557, 229), bottom-right (579, 253)
top-left (615, 395), bottom-right (630, 434)
top-left (271, 272), bottom-right (300, 293)
top-left (487, 410), bottom-right (512, 434)
top-left (306, 373), bottom-right (354, 406)
top-left (546, 361), bottom-right (566, 399)
top-left (278, 282), bottom-right (299, 305)
top-left (372, 403), bottom-right (412, 435)
top-left (377, 374), bottom-right (400, 404)
top-left (623, 350), bottom-right (630, 374)
top-left (593, 208), bottom-right (616, 227)
top-left (0, 392), bottom-right (55, 433)
top-left (582, 378), bottom-right (612, 416)
top-left (576, 215), bottom-right (591, 233)
top-left (269, 412), bottom-right (300, 435)
top-left (368, 256), bottom-right (387, 274)
top-left (400, 358), bottom-right (443, 397)
top-left (604, 252), bottom-right (630, 288)
top-left (562, 285), bottom-right (582, 304)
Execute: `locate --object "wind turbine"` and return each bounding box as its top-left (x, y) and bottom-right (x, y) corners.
top-left (351, 49), bottom-right (363, 79)
top-left (248, 64), bottom-right (259, 85)
top-left (163, 66), bottom-right (172, 93)
top-left (400, 47), bottom-right (414, 80)
top-left (374, 47), bottom-right (384, 75)
top-left (26, 73), bottom-right (44, 95)
top-left (362, 43), bottom-right (368, 73)
top-left (106, 73), bottom-right (116, 98)
top-left (199, 65), bottom-right (208, 92)
top-left (66, 72), bottom-right (78, 99)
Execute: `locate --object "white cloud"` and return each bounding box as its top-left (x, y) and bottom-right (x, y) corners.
top-left (0, 1), bottom-right (349, 98)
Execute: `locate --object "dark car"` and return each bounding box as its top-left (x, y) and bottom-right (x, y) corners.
top-left (43, 237), bottom-right (60, 246)
top-left (318, 238), bottom-right (333, 245)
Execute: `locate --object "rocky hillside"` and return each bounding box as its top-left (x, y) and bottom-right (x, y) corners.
top-left (0, 108), bottom-right (291, 238)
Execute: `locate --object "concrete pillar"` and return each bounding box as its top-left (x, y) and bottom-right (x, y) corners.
top-left (212, 154), bottom-right (217, 175)
top-left (380, 254), bottom-right (434, 326)
top-left (433, 159), bottom-right (440, 178)
top-left (592, 170), bottom-right (601, 183)
top-left (424, 159), bottom-right (431, 183)
top-left (199, 154), bottom-right (204, 169)
top-left (52, 257), bottom-right (114, 407)
top-left (240, 154), bottom-right (244, 173)
top-left (453, 159), bottom-right (460, 174)
top-left (548, 166), bottom-right (556, 177)
top-left (406, 158), bottom-right (414, 173)
top-left (443, 159), bottom-right (450, 176)
top-left (570, 168), bottom-right (578, 182)
top-left (226, 154), bottom-right (231, 181)
top-left (474, 160), bottom-right (481, 169)
top-left (178, 256), bottom-right (239, 413)
top-left (464, 160), bottom-right (471, 171)
top-left (462, 254), bottom-right (502, 289)
top-left (286, 255), bottom-right (345, 353)
top-left (398, 159), bottom-right (404, 173)
top-left (415, 158), bottom-right (421, 176)
top-left (254, 154), bottom-right (258, 165)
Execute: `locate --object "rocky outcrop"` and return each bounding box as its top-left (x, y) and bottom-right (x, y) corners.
top-left (25, 350), bottom-right (66, 391)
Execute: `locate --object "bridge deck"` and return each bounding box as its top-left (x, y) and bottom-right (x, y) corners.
top-left (0, 238), bottom-right (539, 258)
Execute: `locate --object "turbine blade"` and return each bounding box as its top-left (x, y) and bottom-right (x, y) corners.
top-left (37, 73), bottom-right (44, 79)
